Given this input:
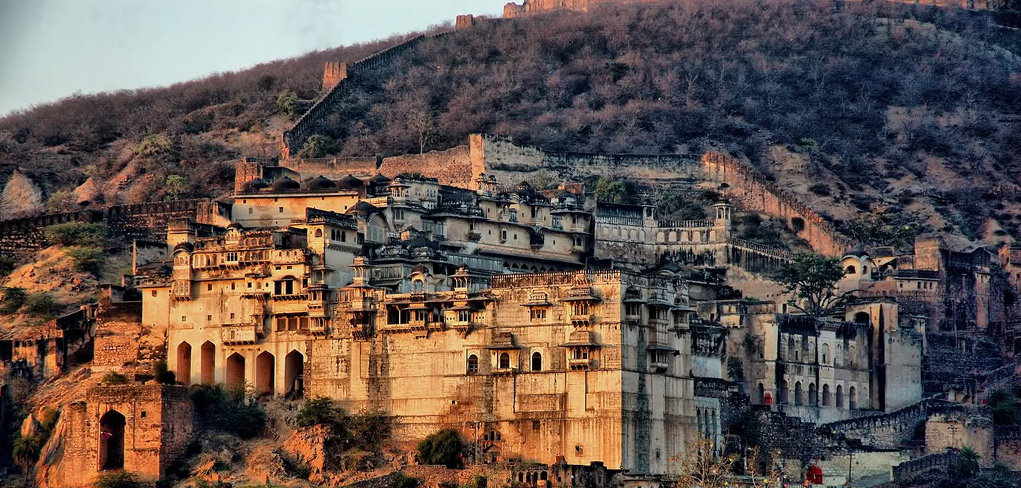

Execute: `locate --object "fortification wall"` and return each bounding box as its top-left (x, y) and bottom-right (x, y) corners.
top-left (379, 145), bottom-right (474, 188)
top-left (503, 0), bottom-right (669, 17)
top-left (283, 31), bottom-right (455, 158)
top-left (473, 134), bottom-right (700, 188)
top-left (0, 199), bottom-right (206, 255)
top-left (824, 397), bottom-right (943, 449)
top-left (701, 152), bottom-right (851, 257)
top-left (281, 156), bottom-right (380, 179)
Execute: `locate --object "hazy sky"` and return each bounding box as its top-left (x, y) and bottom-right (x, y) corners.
top-left (0, 0), bottom-right (507, 116)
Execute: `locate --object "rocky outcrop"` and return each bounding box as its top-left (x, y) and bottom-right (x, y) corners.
top-left (283, 425), bottom-right (331, 482)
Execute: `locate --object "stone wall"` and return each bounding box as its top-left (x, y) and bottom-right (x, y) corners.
top-left (924, 407), bottom-right (994, 466)
top-left (282, 30), bottom-right (455, 158)
top-left (0, 199), bottom-right (207, 255)
top-left (40, 384), bottom-right (193, 487)
top-left (823, 396), bottom-right (944, 449)
top-left (701, 152), bottom-right (851, 257)
top-left (379, 145), bottom-right (474, 188)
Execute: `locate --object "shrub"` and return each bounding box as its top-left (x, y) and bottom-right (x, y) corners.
top-left (0, 287), bottom-right (27, 314)
top-left (189, 384), bottom-right (266, 439)
top-left (276, 90), bottom-right (300, 119)
top-left (417, 429), bottom-right (464, 468)
top-left (135, 134), bottom-right (174, 158)
top-left (93, 471), bottom-right (141, 488)
top-left (43, 222), bottom-right (107, 247)
top-left (463, 475), bottom-right (487, 488)
top-left (12, 434), bottom-right (40, 473)
top-left (153, 361), bottom-right (176, 385)
top-left (392, 473), bottom-right (420, 488)
top-left (25, 293), bottom-right (60, 318)
top-left (808, 183), bottom-right (831, 196)
top-left (0, 254), bottom-right (15, 278)
top-left (46, 190), bottom-right (79, 213)
top-left (295, 397), bottom-right (344, 429)
top-left (103, 372), bottom-right (130, 385)
top-left (298, 134), bottom-right (329, 158)
top-left (592, 178), bottom-right (626, 204)
top-left (67, 246), bottom-right (104, 275)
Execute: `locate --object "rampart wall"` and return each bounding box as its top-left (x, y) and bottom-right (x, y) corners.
top-left (823, 396), bottom-right (945, 449)
top-left (379, 145), bottom-right (476, 188)
top-left (0, 199), bottom-right (206, 255)
top-left (701, 152), bottom-right (851, 257)
top-left (283, 29), bottom-right (455, 158)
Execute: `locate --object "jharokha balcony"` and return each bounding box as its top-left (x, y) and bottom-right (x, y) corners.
top-left (221, 323), bottom-right (262, 345)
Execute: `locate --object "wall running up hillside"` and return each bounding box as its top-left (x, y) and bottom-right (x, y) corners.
top-left (701, 152), bottom-right (851, 257)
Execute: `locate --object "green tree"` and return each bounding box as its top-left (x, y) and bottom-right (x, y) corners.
top-left (0, 255), bottom-right (15, 278)
top-left (593, 178), bottom-right (626, 204)
top-left (12, 434), bottom-right (40, 474)
top-left (93, 470), bottom-right (140, 488)
top-left (0, 287), bottom-right (27, 314)
top-left (276, 90), bottom-right (300, 119)
top-left (46, 190), bottom-right (79, 213)
top-left (67, 246), bottom-right (104, 275)
top-left (25, 293), bottom-right (60, 318)
top-left (134, 133), bottom-right (174, 158)
top-left (164, 174), bottom-right (188, 201)
top-left (772, 253), bottom-right (849, 318)
top-left (417, 429), bottom-right (464, 468)
top-left (298, 134), bottom-right (329, 158)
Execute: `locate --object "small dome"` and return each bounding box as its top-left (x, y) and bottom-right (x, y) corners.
top-left (337, 174), bottom-right (364, 189)
top-left (244, 179), bottom-right (270, 192)
top-left (270, 176), bottom-right (300, 191)
top-left (302, 175), bottom-right (337, 191)
top-left (173, 242), bottom-right (194, 253)
top-left (370, 174), bottom-right (392, 185)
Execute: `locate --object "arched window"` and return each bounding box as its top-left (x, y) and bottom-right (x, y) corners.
top-left (849, 386), bottom-right (857, 410)
top-left (794, 382), bottom-right (803, 405)
top-left (467, 354), bottom-right (479, 374)
top-left (809, 383), bottom-right (818, 406)
top-left (499, 352), bottom-right (510, 369)
top-left (822, 344), bottom-right (830, 365)
top-left (845, 265), bottom-right (857, 274)
top-left (314, 228), bottom-right (323, 238)
top-left (758, 383), bottom-right (765, 404)
top-left (787, 336), bottom-right (795, 360)
top-left (849, 345), bottom-right (857, 367)
top-left (531, 352), bottom-right (542, 372)
top-left (836, 385), bottom-right (844, 409)
top-left (835, 345), bottom-right (843, 367)
top-left (779, 380), bottom-right (789, 404)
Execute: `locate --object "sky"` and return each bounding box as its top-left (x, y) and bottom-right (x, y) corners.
top-left (0, 0), bottom-right (507, 117)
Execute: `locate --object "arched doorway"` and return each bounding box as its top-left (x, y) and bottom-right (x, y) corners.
top-left (284, 350), bottom-right (304, 399)
top-left (99, 410), bottom-right (126, 471)
top-left (854, 312), bottom-right (870, 324)
top-left (176, 342), bottom-right (192, 385)
top-left (226, 353), bottom-right (245, 389)
top-left (200, 342), bottom-right (215, 385)
top-left (256, 351), bottom-right (275, 395)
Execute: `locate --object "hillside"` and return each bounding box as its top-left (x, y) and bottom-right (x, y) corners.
top-left (1, 0), bottom-right (1019, 248)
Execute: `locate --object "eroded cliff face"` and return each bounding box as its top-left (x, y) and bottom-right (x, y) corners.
top-left (1, 170), bottom-right (45, 219)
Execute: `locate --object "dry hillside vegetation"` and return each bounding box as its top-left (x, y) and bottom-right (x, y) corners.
top-left (0, 0), bottom-right (1019, 244)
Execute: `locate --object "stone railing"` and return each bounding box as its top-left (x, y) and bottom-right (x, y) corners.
top-left (892, 451), bottom-right (959, 483)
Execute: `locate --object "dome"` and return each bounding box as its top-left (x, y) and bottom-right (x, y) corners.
top-left (270, 176), bottom-right (300, 191)
top-left (173, 242), bottom-right (194, 253)
top-left (370, 173), bottom-right (392, 185)
top-left (243, 179), bottom-right (270, 192)
top-left (302, 175), bottom-right (337, 191)
top-left (337, 174), bottom-right (364, 190)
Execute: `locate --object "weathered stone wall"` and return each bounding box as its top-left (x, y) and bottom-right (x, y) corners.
top-left (823, 397), bottom-right (943, 449)
top-left (0, 199), bottom-right (207, 255)
top-left (379, 145), bottom-right (474, 188)
top-left (924, 408), bottom-right (994, 466)
top-left (701, 152), bottom-right (851, 257)
top-left (38, 384), bottom-right (193, 487)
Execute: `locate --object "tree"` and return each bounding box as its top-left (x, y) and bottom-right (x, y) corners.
top-left (276, 90), bottom-right (300, 119)
top-left (298, 134), bottom-right (329, 158)
top-left (772, 253), bottom-right (849, 318)
top-left (671, 437), bottom-right (737, 488)
top-left (593, 178), bottom-right (627, 204)
top-left (417, 429), bottom-right (464, 468)
top-left (164, 174), bottom-right (188, 201)
top-left (12, 435), bottom-right (40, 474)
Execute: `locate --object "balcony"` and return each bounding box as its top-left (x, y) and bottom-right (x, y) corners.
top-left (571, 314), bottom-right (592, 325)
top-left (568, 358), bottom-right (594, 370)
top-left (222, 324), bottom-right (260, 344)
top-left (309, 320), bottom-right (327, 335)
top-left (650, 360), bottom-right (670, 373)
top-left (347, 298), bottom-right (377, 313)
top-left (271, 293), bottom-right (309, 301)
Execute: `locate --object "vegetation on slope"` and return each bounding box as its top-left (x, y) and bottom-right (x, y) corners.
top-left (1, 0), bottom-right (1019, 243)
